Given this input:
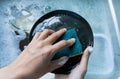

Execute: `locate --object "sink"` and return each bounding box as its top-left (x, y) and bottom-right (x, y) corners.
top-left (86, 34), bottom-right (114, 79)
top-left (0, 0), bottom-right (119, 79)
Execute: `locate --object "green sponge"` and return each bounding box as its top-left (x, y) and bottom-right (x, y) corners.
top-left (53, 28), bottom-right (82, 60)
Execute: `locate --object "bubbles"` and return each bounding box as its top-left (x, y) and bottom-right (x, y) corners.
top-left (0, 0), bottom-right (116, 78)
top-left (10, 5), bottom-right (22, 17)
top-left (32, 16), bottom-right (61, 35)
top-left (0, 26), bottom-right (26, 68)
top-left (41, 6), bottom-right (52, 14)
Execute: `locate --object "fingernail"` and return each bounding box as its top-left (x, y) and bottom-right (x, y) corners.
top-left (71, 38), bottom-right (76, 42)
top-left (88, 46), bottom-right (93, 53)
top-left (58, 58), bottom-right (68, 65)
top-left (62, 28), bottom-right (67, 32)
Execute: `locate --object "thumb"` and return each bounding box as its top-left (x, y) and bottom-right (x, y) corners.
top-left (50, 56), bottom-right (69, 71)
top-left (79, 46), bottom-right (93, 72)
top-left (69, 46), bottom-right (93, 79)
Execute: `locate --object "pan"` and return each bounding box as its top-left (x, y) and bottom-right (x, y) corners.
top-left (29, 10), bottom-right (94, 74)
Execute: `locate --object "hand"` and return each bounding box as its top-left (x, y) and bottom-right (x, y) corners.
top-left (0, 28), bottom-right (75, 79)
top-left (55, 46), bottom-right (92, 79)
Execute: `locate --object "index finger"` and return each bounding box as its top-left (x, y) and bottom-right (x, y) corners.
top-left (44, 28), bottom-right (67, 44)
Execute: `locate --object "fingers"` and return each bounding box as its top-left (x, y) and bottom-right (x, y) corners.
top-left (49, 56), bottom-right (69, 71)
top-left (32, 32), bottom-right (41, 40)
top-left (38, 29), bottom-right (55, 40)
top-left (69, 46), bottom-right (92, 79)
top-left (45, 28), bottom-right (66, 44)
top-left (79, 46), bottom-right (92, 69)
top-left (55, 74), bottom-right (68, 79)
top-left (77, 46), bottom-right (92, 75)
top-left (51, 38), bottom-right (75, 58)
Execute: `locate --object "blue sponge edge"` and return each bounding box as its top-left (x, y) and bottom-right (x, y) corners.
top-left (53, 28), bottom-right (82, 60)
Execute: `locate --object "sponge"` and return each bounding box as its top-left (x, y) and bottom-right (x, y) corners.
top-left (53, 28), bottom-right (82, 60)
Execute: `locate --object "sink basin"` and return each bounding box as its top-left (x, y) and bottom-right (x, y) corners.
top-left (0, 0), bottom-right (119, 79)
top-left (86, 34), bottom-right (114, 79)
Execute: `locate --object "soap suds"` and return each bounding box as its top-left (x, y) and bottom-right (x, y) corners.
top-left (0, 26), bottom-right (26, 68)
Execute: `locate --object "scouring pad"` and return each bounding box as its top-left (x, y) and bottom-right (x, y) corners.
top-left (53, 28), bottom-right (82, 60)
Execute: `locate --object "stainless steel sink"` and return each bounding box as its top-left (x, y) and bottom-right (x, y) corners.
top-left (0, 0), bottom-right (119, 79)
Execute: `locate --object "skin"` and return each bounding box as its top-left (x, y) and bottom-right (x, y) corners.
top-left (55, 47), bottom-right (90, 79)
top-left (0, 28), bottom-right (90, 79)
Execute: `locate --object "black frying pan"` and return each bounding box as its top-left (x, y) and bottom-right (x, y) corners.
top-left (29, 10), bottom-right (94, 74)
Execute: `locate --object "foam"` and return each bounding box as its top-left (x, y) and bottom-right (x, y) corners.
top-left (0, 26), bottom-right (26, 68)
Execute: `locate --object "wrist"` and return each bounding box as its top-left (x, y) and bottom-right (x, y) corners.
top-left (0, 66), bottom-right (19, 79)
top-left (0, 64), bottom-right (27, 79)
top-left (9, 62), bottom-right (39, 79)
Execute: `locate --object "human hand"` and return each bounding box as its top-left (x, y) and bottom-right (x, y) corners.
top-left (0, 28), bottom-right (75, 79)
top-left (55, 46), bottom-right (92, 79)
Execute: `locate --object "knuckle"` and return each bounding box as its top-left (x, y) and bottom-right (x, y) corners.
top-left (41, 52), bottom-right (46, 56)
top-left (36, 32), bottom-right (40, 35)
top-left (40, 48), bottom-right (52, 58)
top-left (84, 53), bottom-right (89, 58)
top-left (37, 42), bottom-right (44, 48)
top-left (45, 48), bottom-right (51, 53)
top-left (81, 67), bottom-right (87, 74)
top-left (53, 33), bottom-right (59, 38)
top-left (81, 68), bottom-right (87, 74)
top-left (61, 40), bottom-right (66, 43)
top-left (44, 48), bottom-right (52, 56)
top-left (61, 40), bottom-right (67, 46)
top-left (44, 29), bottom-right (50, 33)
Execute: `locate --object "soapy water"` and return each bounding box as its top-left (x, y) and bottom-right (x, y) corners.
top-left (7, 2), bottom-right (55, 33)
top-left (0, 0), bottom-right (115, 79)
top-left (0, 26), bottom-right (26, 68)
top-left (0, 0), bottom-right (57, 69)
top-left (2, 0), bottom-right (108, 34)
top-left (32, 16), bottom-right (61, 35)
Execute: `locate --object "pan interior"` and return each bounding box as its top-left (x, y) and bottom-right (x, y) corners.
top-left (29, 10), bottom-right (94, 74)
